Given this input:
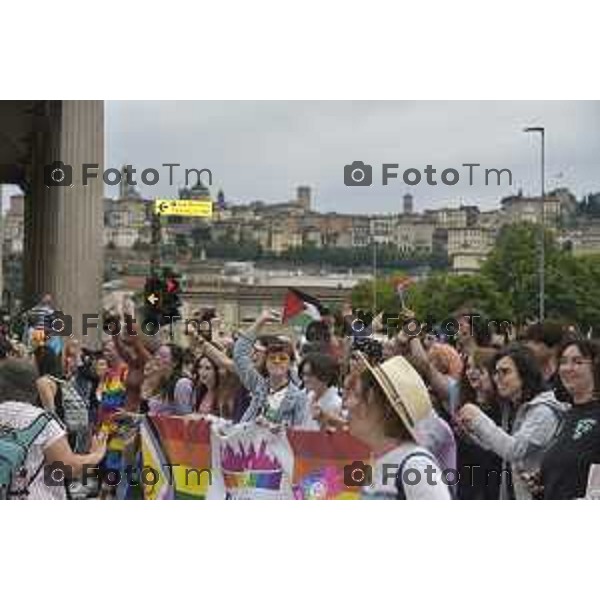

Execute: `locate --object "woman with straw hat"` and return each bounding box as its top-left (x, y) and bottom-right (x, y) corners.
top-left (344, 353), bottom-right (451, 499)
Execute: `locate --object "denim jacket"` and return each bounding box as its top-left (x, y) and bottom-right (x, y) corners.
top-left (233, 332), bottom-right (308, 426)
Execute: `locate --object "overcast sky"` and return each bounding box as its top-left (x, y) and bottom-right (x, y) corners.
top-left (3, 101), bottom-right (599, 214)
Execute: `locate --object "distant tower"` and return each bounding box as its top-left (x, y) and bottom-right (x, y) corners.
top-left (119, 164), bottom-right (140, 199)
top-left (119, 165), bottom-right (128, 199)
top-left (403, 193), bottom-right (414, 215)
top-left (297, 186), bottom-right (311, 211)
top-left (217, 189), bottom-right (226, 210)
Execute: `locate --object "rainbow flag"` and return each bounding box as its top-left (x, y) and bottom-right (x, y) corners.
top-left (146, 416), bottom-right (212, 499)
top-left (287, 430), bottom-right (372, 500)
top-left (140, 418), bottom-right (175, 500)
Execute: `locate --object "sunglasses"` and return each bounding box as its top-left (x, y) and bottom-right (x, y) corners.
top-left (267, 353), bottom-right (290, 365)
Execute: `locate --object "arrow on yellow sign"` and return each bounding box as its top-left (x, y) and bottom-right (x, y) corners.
top-left (154, 199), bottom-right (213, 217)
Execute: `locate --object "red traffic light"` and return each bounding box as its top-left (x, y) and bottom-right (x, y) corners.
top-left (166, 277), bottom-right (179, 294)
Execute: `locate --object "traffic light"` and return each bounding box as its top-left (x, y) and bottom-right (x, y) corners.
top-left (161, 272), bottom-right (181, 321)
top-left (143, 272), bottom-right (182, 326)
top-left (144, 275), bottom-right (164, 324)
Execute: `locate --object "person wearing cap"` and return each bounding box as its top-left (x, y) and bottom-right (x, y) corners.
top-left (344, 354), bottom-right (451, 499)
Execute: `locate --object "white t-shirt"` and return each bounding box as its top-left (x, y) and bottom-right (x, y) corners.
top-left (0, 401), bottom-right (67, 500)
top-left (263, 386), bottom-right (289, 422)
top-left (360, 442), bottom-right (451, 500)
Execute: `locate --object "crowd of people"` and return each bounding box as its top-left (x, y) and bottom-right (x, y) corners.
top-left (1, 292), bottom-right (599, 501)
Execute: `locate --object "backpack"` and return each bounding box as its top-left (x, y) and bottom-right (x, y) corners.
top-left (523, 398), bottom-right (567, 441)
top-left (0, 413), bottom-right (54, 499)
top-left (395, 450), bottom-right (451, 500)
top-left (47, 376), bottom-right (89, 433)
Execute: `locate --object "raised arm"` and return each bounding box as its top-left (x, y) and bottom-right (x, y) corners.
top-left (406, 336), bottom-right (454, 409)
top-left (458, 403), bottom-right (560, 463)
top-left (232, 312), bottom-right (272, 395)
top-left (190, 329), bottom-right (235, 372)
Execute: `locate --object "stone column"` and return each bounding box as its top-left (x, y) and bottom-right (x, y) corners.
top-left (24, 100), bottom-right (104, 344)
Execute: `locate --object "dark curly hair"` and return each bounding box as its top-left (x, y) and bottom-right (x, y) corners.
top-left (492, 343), bottom-right (548, 404)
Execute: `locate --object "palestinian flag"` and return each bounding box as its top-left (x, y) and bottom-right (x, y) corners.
top-left (282, 288), bottom-right (323, 330)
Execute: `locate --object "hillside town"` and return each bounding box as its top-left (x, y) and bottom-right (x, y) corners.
top-left (2, 168), bottom-right (600, 310)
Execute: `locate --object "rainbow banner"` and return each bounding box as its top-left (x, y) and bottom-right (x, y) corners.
top-left (135, 416), bottom-right (373, 500)
top-left (287, 430), bottom-right (371, 499)
top-left (145, 416), bottom-right (212, 499)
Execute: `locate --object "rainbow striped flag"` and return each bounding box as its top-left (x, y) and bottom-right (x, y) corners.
top-left (146, 416), bottom-right (212, 500)
top-left (140, 418), bottom-right (175, 500)
top-left (287, 430), bottom-right (372, 499)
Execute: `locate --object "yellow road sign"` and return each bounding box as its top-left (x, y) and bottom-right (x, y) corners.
top-left (154, 199), bottom-right (213, 217)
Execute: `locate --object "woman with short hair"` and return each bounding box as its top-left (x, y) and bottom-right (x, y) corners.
top-left (298, 352), bottom-right (343, 430)
top-left (233, 309), bottom-right (307, 427)
top-left (344, 353), bottom-right (451, 500)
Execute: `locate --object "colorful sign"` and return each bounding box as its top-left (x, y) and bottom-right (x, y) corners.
top-left (209, 423), bottom-right (294, 499)
top-left (142, 416), bottom-right (212, 500)
top-left (137, 416), bottom-right (374, 500)
top-left (154, 199), bottom-right (213, 217)
top-left (287, 430), bottom-right (371, 499)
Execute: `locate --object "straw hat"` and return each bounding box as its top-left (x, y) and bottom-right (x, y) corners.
top-left (357, 353), bottom-right (432, 439)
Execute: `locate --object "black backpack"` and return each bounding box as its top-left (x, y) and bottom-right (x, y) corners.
top-left (395, 450), bottom-right (450, 500)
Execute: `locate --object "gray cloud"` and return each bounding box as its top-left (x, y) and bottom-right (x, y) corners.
top-left (106, 100), bottom-right (600, 213)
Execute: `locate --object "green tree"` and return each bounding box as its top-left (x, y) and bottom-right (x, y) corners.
top-left (406, 272), bottom-right (511, 323)
top-left (351, 274), bottom-right (406, 315)
top-left (480, 223), bottom-right (559, 324)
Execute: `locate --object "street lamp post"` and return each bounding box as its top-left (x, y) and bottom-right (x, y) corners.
top-left (372, 235), bottom-right (377, 316)
top-left (524, 126), bottom-right (546, 322)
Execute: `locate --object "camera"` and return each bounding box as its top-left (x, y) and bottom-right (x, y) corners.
top-left (44, 461), bottom-right (72, 486)
top-left (344, 461), bottom-right (372, 487)
top-left (44, 160), bottom-right (73, 187)
top-left (344, 161), bottom-right (372, 186)
top-left (45, 311), bottom-right (73, 337)
top-left (351, 337), bottom-right (383, 363)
